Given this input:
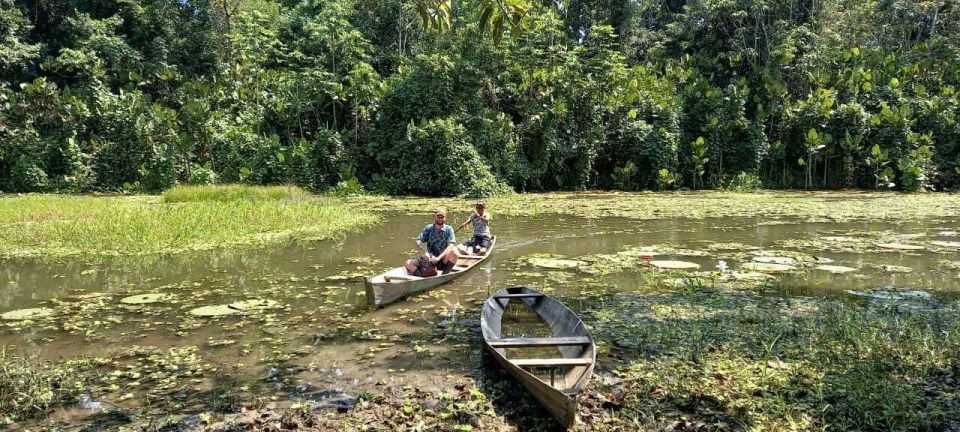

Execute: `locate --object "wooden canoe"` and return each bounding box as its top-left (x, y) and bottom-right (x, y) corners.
top-left (480, 285), bottom-right (596, 429)
top-left (364, 236), bottom-right (496, 307)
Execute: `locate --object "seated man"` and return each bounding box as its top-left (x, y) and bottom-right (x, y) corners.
top-left (404, 208), bottom-right (458, 276)
top-left (457, 201), bottom-right (492, 255)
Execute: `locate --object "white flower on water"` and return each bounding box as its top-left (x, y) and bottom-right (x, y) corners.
top-left (716, 260), bottom-right (728, 272)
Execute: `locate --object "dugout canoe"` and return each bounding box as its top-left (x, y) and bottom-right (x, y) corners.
top-left (364, 236), bottom-right (496, 307)
top-left (480, 285), bottom-right (596, 429)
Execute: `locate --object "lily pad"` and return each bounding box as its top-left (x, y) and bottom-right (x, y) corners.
top-left (528, 257), bottom-right (584, 269)
top-left (649, 260), bottom-right (700, 270)
top-left (228, 299), bottom-right (278, 311)
top-left (845, 289), bottom-right (932, 301)
top-left (189, 304), bottom-right (240, 317)
top-left (930, 241), bottom-right (960, 249)
top-left (876, 243), bottom-right (925, 251)
top-left (120, 293), bottom-right (173, 305)
top-left (1, 307), bottom-right (55, 320)
top-left (752, 256), bottom-right (798, 265)
top-left (815, 265), bottom-right (857, 274)
top-left (741, 262), bottom-right (795, 273)
top-left (881, 264), bottom-right (913, 273)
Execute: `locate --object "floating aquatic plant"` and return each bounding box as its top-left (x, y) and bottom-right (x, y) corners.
top-left (741, 262), bottom-right (795, 273)
top-left (814, 265), bottom-right (857, 274)
top-left (649, 260), bottom-right (701, 270)
top-left (876, 243), bottom-right (925, 251)
top-left (188, 305), bottom-right (240, 317)
top-left (120, 293), bottom-right (173, 305)
top-left (1, 307), bottom-right (55, 320)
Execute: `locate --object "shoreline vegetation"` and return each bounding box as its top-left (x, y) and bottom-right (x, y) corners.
top-left (0, 185), bottom-right (379, 259)
top-left (2, 186), bottom-right (960, 259)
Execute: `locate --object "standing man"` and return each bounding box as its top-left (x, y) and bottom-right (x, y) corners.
top-left (405, 208), bottom-right (458, 276)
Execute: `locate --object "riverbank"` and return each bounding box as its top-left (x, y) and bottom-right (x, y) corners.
top-left (0, 185), bottom-right (379, 259)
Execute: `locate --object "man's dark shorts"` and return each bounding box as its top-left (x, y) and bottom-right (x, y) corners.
top-left (411, 255), bottom-right (455, 276)
top-left (464, 235), bottom-right (492, 249)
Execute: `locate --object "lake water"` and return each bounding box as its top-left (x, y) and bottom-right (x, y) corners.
top-left (2, 213), bottom-right (959, 421)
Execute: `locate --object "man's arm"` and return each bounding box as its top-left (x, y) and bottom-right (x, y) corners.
top-left (457, 213), bottom-right (475, 230)
top-left (416, 226), bottom-right (430, 257)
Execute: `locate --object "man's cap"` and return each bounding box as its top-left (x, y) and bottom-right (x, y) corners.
top-left (435, 208), bottom-right (447, 216)
top-left (475, 201), bottom-right (485, 207)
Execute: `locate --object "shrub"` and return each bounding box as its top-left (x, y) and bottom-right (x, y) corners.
top-left (371, 117), bottom-right (508, 197)
top-left (188, 164), bottom-right (219, 185)
top-left (898, 134), bottom-right (936, 192)
top-left (727, 171), bottom-right (764, 191)
top-left (292, 130), bottom-right (343, 191)
top-left (10, 157), bottom-right (49, 192)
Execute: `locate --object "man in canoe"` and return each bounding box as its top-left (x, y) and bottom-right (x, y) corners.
top-left (404, 208), bottom-right (458, 277)
top-left (457, 201), bottom-right (492, 255)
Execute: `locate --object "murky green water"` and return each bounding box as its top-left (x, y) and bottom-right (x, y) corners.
top-left (2, 213), bottom-right (959, 419)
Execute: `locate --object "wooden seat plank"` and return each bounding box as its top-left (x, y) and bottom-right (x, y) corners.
top-left (488, 337), bottom-right (591, 348)
top-left (510, 358), bottom-right (592, 368)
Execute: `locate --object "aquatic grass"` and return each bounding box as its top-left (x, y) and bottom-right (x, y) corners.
top-left (161, 184), bottom-right (309, 203)
top-left (347, 190), bottom-right (960, 222)
top-left (587, 292), bottom-right (960, 431)
top-left (0, 191), bottom-right (379, 258)
top-left (0, 350), bottom-right (94, 424)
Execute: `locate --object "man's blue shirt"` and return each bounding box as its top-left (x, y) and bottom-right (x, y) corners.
top-left (417, 223), bottom-right (456, 256)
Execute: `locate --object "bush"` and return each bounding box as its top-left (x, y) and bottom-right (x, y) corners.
top-left (10, 157), bottom-right (49, 192)
top-left (371, 117), bottom-right (509, 197)
top-left (292, 130), bottom-right (343, 191)
top-left (140, 143), bottom-right (176, 193)
top-left (188, 164), bottom-right (219, 185)
top-left (898, 134), bottom-right (936, 192)
top-left (727, 171), bottom-right (764, 191)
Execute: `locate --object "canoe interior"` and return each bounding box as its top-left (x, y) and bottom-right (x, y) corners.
top-left (480, 285), bottom-right (596, 429)
top-left (364, 236), bottom-right (496, 307)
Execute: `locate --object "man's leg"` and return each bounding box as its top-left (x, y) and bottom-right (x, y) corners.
top-left (478, 236), bottom-right (491, 254)
top-left (404, 258), bottom-right (420, 275)
top-left (440, 252), bottom-right (458, 271)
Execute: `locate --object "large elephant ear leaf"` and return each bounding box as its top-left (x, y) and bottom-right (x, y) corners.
top-left (478, 5), bottom-right (494, 35)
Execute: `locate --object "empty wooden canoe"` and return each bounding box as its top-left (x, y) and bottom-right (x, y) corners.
top-left (364, 236), bottom-right (496, 307)
top-left (480, 285), bottom-right (595, 429)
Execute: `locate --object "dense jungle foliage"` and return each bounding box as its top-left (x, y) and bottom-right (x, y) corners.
top-left (1, 0), bottom-right (958, 195)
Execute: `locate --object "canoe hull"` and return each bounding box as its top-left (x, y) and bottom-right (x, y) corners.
top-left (365, 237), bottom-right (496, 307)
top-left (480, 286), bottom-right (596, 429)
top-left (364, 270), bottom-right (457, 306)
